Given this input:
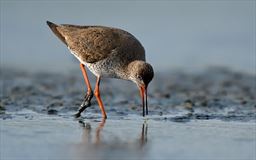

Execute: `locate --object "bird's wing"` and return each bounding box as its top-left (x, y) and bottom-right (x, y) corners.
top-left (56, 24), bottom-right (123, 63)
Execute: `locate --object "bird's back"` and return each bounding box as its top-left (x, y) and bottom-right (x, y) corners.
top-left (47, 21), bottom-right (145, 64)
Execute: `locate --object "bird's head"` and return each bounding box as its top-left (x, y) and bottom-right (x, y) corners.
top-left (127, 61), bottom-right (154, 116)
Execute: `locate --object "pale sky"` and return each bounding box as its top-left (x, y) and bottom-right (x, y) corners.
top-left (1, 0), bottom-right (255, 74)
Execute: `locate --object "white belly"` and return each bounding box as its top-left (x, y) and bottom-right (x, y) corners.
top-left (69, 48), bottom-right (125, 78)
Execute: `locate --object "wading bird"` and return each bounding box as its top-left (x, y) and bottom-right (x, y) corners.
top-left (47, 21), bottom-right (154, 118)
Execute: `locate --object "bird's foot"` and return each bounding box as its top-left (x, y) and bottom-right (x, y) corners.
top-left (81, 93), bottom-right (93, 107)
top-left (74, 92), bottom-right (94, 118)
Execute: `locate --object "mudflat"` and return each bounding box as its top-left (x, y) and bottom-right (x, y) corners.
top-left (1, 67), bottom-right (255, 160)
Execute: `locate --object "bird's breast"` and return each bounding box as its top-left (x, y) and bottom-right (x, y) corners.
top-left (69, 48), bottom-right (128, 79)
top-left (84, 56), bottom-right (128, 79)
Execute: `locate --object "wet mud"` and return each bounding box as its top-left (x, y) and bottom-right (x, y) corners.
top-left (1, 67), bottom-right (255, 122)
top-left (1, 67), bottom-right (256, 160)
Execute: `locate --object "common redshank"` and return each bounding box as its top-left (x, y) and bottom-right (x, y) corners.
top-left (47, 21), bottom-right (154, 118)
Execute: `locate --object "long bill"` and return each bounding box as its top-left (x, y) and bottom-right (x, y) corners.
top-left (139, 85), bottom-right (148, 117)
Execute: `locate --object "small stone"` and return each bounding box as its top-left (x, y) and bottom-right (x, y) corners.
top-left (195, 114), bottom-right (210, 120)
top-left (184, 99), bottom-right (194, 109)
top-left (241, 100), bottom-right (247, 105)
top-left (130, 105), bottom-right (137, 110)
top-left (0, 105), bottom-right (5, 111)
top-left (162, 93), bottom-right (171, 98)
top-left (213, 98), bottom-right (220, 102)
top-left (201, 101), bottom-right (208, 107)
top-left (170, 116), bottom-right (190, 123)
top-left (47, 109), bottom-right (58, 115)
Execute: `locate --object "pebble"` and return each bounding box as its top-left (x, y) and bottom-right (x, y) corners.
top-left (47, 109), bottom-right (58, 115)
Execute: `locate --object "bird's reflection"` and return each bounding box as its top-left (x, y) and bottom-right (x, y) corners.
top-left (78, 118), bottom-right (148, 149)
top-left (140, 122), bottom-right (148, 148)
top-left (73, 119), bottom-right (150, 159)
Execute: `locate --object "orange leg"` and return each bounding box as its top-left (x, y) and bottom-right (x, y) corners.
top-left (74, 63), bottom-right (93, 118)
top-left (80, 63), bottom-right (92, 94)
top-left (94, 77), bottom-right (107, 119)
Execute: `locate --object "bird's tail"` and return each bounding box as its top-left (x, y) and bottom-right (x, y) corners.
top-left (46, 21), bottom-right (67, 45)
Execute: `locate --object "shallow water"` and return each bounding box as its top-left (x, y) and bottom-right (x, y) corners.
top-left (1, 110), bottom-right (255, 160)
top-left (0, 68), bottom-right (256, 160)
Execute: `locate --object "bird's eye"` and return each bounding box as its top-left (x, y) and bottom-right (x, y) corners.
top-left (137, 75), bottom-right (143, 81)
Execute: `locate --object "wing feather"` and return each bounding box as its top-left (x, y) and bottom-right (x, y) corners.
top-left (57, 26), bottom-right (122, 63)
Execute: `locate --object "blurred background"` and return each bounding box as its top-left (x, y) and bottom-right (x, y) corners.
top-left (1, 0), bottom-right (255, 74)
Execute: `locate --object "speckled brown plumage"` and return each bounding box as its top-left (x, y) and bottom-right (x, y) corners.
top-left (47, 21), bottom-right (154, 118)
top-left (47, 21), bottom-right (145, 64)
